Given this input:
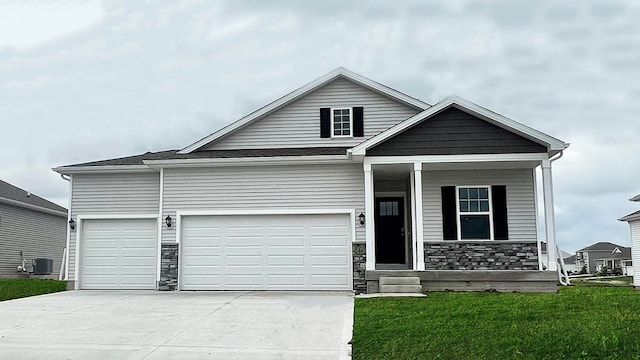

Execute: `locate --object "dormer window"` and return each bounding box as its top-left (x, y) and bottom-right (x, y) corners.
top-left (332, 108), bottom-right (352, 137)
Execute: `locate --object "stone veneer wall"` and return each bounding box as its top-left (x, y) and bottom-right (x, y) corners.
top-left (424, 242), bottom-right (539, 270)
top-left (158, 244), bottom-right (179, 290)
top-left (352, 243), bottom-right (366, 293)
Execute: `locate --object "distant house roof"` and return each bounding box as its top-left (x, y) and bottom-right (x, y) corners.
top-left (593, 247), bottom-right (632, 261)
top-left (577, 242), bottom-right (627, 252)
top-left (0, 180), bottom-right (67, 216)
top-left (564, 254), bottom-right (576, 263)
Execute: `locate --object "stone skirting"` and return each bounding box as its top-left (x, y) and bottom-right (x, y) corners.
top-left (424, 241), bottom-right (539, 270)
top-left (366, 270), bottom-right (557, 293)
top-left (158, 244), bottom-right (179, 291)
top-left (352, 243), bottom-right (366, 294)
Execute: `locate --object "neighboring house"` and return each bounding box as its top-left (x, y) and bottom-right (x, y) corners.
top-left (54, 68), bottom-right (569, 293)
top-left (620, 194), bottom-right (640, 288)
top-left (539, 242), bottom-right (574, 272)
top-left (563, 255), bottom-right (577, 273)
top-left (0, 180), bottom-right (67, 278)
top-left (574, 242), bottom-right (632, 275)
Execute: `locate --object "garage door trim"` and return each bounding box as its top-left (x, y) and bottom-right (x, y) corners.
top-left (75, 214), bottom-right (159, 290)
top-left (176, 209), bottom-right (356, 291)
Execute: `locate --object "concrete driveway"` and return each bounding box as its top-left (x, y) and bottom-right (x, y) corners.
top-left (0, 291), bottom-right (353, 359)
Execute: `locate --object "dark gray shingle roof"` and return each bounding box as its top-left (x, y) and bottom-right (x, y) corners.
top-left (62, 147), bottom-right (350, 167)
top-left (578, 241), bottom-right (628, 252)
top-left (630, 194), bottom-right (640, 202)
top-left (0, 180), bottom-right (67, 213)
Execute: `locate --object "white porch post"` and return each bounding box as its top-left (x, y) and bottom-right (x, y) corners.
top-left (413, 162), bottom-right (425, 270)
top-left (364, 163), bottom-right (376, 270)
top-left (541, 159), bottom-right (557, 271)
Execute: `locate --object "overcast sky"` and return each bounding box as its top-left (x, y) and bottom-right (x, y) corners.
top-left (1, 0), bottom-right (638, 253)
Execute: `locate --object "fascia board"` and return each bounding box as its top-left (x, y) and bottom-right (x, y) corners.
top-left (143, 155), bottom-right (355, 168)
top-left (0, 197), bottom-right (67, 218)
top-left (178, 67), bottom-right (430, 154)
top-left (52, 165), bottom-right (155, 175)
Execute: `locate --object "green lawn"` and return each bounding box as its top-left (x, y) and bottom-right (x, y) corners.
top-left (353, 286), bottom-right (640, 359)
top-left (0, 278), bottom-right (67, 301)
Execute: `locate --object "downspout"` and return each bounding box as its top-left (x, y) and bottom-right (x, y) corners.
top-left (548, 152), bottom-right (570, 286)
top-left (60, 174), bottom-right (71, 281)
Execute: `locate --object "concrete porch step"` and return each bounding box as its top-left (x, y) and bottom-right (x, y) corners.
top-left (379, 284), bottom-right (424, 293)
top-left (378, 276), bottom-right (423, 293)
top-left (379, 276), bottom-right (421, 286)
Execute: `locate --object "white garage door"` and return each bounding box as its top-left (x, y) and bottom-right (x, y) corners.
top-left (80, 218), bottom-right (157, 290)
top-left (180, 214), bottom-right (352, 290)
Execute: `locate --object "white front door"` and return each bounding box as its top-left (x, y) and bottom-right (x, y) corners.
top-left (180, 214), bottom-right (352, 290)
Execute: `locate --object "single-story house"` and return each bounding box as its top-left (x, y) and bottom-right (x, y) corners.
top-left (54, 68), bottom-right (569, 293)
top-left (620, 194), bottom-right (640, 288)
top-left (574, 242), bottom-right (632, 275)
top-left (0, 180), bottom-right (67, 278)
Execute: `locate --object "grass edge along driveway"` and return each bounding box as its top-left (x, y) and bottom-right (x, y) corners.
top-left (0, 278), bottom-right (67, 301)
top-left (352, 286), bottom-right (640, 360)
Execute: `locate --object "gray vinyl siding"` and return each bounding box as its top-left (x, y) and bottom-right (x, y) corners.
top-left (422, 169), bottom-right (537, 242)
top-left (69, 172), bottom-right (160, 281)
top-left (0, 203), bottom-right (66, 278)
top-left (162, 163), bottom-right (365, 243)
top-left (204, 77), bottom-right (420, 150)
top-left (631, 220), bottom-right (640, 287)
top-left (368, 107), bottom-right (547, 156)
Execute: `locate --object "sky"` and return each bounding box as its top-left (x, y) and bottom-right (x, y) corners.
top-left (0, 0), bottom-right (638, 254)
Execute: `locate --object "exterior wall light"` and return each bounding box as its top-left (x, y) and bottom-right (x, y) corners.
top-left (358, 213), bottom-right (365, 226)
top-left (68, 218), bottom-right (75, 230)
top-left (165, 215), bottom-right (172, 228)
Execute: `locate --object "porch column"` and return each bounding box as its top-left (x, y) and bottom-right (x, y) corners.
top-left (364, 163), bottom-right (376, 270)
top-left (541, 159), bottom-right (557, 271)
top-left (413, 162), bottom-right (425, 270)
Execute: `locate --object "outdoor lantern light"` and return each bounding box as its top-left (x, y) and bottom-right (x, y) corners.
top-left (358, 213), bottom-right (365, 226)
top-left (165, 215), bottom-right (172, 228)
top-left (68, 218), bottom-right (75, 230)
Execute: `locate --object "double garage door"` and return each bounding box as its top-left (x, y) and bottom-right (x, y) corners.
top-left (180, 214), bottom-right (352, 290)
top-left (79, 214), bottom-right (352, 291)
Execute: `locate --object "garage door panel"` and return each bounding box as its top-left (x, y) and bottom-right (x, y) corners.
top-left (226, 255), bottom-right (261, 266)
top-left (181, 214), bottom-right (352, 291)
top-left (268, 255), bottom-right (305, 266)
top-left (310, 235), bottom-right (349, 246)
top-left (80, 219), bottom-right (157, 290)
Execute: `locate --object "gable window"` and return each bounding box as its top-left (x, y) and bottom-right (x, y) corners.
top-left (332, 108), bottom-right (352, 137)
top-left (441, 185), bottom-right (508, 241)
top-left (457, 186), bottom-right (492, 240)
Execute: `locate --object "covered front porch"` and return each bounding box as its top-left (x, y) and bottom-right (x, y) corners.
top-left (359, 154), bottom-right (560, 293)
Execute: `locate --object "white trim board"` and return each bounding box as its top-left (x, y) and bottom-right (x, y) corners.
top-left (365, 153), bottom-right (548, 165)
top-left (351, 95), bottom-right (569, 156)
top-left (178, 67), bottom-right (430, 154)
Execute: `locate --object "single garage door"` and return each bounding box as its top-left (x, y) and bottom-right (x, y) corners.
top-left (80, 218), bottom-right (157, 290)
top-left (180, 214), bottom-right (352, 290)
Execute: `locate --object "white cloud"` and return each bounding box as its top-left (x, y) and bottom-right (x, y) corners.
top-left (0, 1), bottom-right (104, 50)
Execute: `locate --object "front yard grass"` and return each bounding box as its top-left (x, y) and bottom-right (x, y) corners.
top-left (0, 278), bottom-right (67, 301)
top-left (353, 286), bottom-right (640, 359)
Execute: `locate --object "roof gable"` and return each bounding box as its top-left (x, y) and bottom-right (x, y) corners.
top-left (366, 106), bottom-right (547, 156)
top-left (179, 68), bottom-right (430, 154)
top-left (351, 96), bottom-right (569, 156)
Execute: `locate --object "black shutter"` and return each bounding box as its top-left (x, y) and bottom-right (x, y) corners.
top-left (492, 185), bottom-right (509, 240)
top-left (353, 107), bottom-right (364, 137)
top-left (441, 186), bottom-right (457, 240)
top-left (320, 108), bottom-right (331, 138)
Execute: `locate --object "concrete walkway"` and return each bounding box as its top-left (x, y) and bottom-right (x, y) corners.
top-left (0, 291), bottom-right (354, 359)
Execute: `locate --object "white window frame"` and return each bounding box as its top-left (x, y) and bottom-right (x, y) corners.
top-left (330, 107), bottom-right (353, 138)
top-left (455, 185), bottom-right (494, 241)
